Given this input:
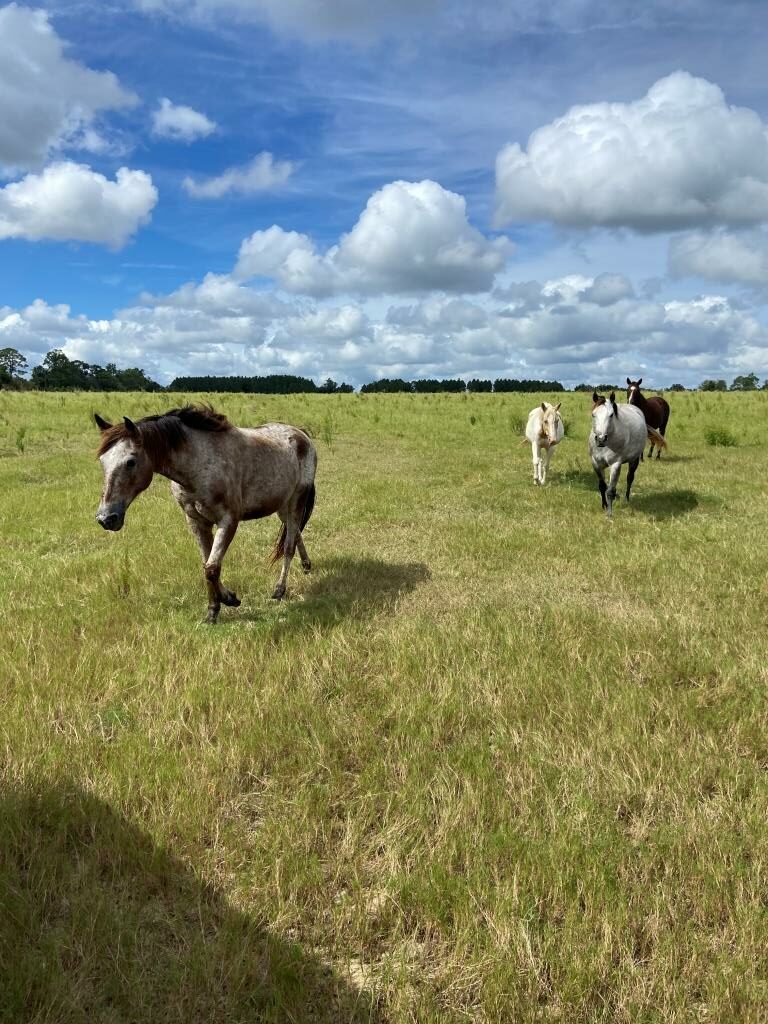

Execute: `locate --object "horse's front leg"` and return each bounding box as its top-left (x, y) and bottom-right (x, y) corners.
top-left (605, 461), bottom-right (623, 518)
top-left (204, 517), bottom-right (240, 624)
top-left (594, 465), bottom-right (608, 510)
top-left (541, 443), bottom-right (553, 485)
top-left (184, 512), bottom-right (241, 620)
top-left (532, 439), bottom-right (541, 484)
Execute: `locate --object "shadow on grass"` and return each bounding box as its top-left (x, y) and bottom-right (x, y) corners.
top-left (0, 784), bottom-right (385, 1024)
top-left (254, 556), bottom-right (432, 630)
top-left (629, 488), bottom-right (701, 520)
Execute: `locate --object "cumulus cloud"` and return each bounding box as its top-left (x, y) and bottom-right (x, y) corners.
top-left (0, 162), bottom-right (158, 248)
top-left (235, 180), bottom-right (512, 295)
top-left (0, 4), bottom-right (136, 174)
top-left (182, 152), bottom-right (296, 198)
top-left (151, 97), bottom-right (216, 141)
top-left (669, 229), bottom-right (768, 287)
top-left (495, 71), bottom-right (768, 232)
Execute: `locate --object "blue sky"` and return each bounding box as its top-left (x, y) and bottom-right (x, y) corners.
top-left (1, 0), bottom-right (768, 387)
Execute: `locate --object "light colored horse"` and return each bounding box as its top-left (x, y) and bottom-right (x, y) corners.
top-left (589, 391), bottom-right (666, 517)
top-left (524, 402), bottom-right (564, 485)
top-left (95, 405), bottom-right (316, 623)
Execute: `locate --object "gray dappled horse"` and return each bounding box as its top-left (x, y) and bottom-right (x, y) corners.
top-left (589, 391), bottom-right (665, 518)
top-left (95, 405), bottom-right (316, 623)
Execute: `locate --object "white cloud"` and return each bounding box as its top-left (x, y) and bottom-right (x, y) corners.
top-left (235, 180), bottom-right (512, 295)
top-left (669, 230), bottom-right (768, 287)
top-left (152, 97), bottom-right (216, 141)
top-left (0, 4), bottom-right (137, 174)
top-left (495, 72), bottom-right (768, 232)
top-left (0, 162), bottom-right (158, 248)
top-left (182, 152), bottom-right (296, 198)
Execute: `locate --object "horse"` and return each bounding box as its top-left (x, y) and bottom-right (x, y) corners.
top-left (94, 405), bottom-right (317, 623)
top-left (625, 378), bottom-right (670, 459)
top-left (589, 391), bottom-right (666, 518)
top-left (524, 402), bottom-right (564, 485)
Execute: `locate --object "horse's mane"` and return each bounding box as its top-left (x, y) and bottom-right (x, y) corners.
top-left (97, 404), bottom-right (232, 462)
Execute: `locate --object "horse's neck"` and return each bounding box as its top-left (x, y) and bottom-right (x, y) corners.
top-left (152, 437), bottom-right (200, 491)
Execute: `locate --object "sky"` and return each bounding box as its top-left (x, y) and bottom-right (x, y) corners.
top-left (1, 0), bottom-right (768, 389)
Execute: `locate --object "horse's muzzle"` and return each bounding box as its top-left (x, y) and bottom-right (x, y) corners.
top-left (96, 507), bottom-right (125, 531)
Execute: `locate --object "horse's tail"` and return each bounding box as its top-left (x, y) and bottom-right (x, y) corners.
top-left (270, 483), bottom-right (316, 564)
top-left (647, 425), bottom-right (667, 449)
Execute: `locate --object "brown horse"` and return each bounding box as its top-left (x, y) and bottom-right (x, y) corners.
top-left (94, 405), bottom-right (316, 623)
top-left (625, 378), bottom-right (671, 459)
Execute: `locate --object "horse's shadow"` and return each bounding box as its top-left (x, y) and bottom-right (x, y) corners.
top-left (240, 556), bottom-right (431, 629)
top-left (0, 783), bottom-right (384, 1023)
top-left (628, 488), bottom-right (701, 520)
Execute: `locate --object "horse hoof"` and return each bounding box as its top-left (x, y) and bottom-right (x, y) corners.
top-left (301, 561), bottom-right (311, 574)
top-left (221, 590), bottom-right (241, 607)
top-left (271, 587), bottom-right (285, 601)
top-left (205, 609), bottom-right (219, 624)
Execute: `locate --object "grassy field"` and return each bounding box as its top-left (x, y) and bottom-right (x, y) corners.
top-left (0, 389), bottom-right (766, 1023)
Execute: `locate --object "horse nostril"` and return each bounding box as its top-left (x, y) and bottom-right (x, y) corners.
top-left (98, 512), bottom-right (120, 530)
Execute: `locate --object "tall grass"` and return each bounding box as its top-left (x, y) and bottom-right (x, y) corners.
top-left (0, 390), bottom-right (766, 1022)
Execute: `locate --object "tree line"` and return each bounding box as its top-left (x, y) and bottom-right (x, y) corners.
top-left (1, 347), bottom-right (767, 394)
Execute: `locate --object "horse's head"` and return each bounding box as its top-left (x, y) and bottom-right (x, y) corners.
top-left (540, 401), bottom-right (562, 444)
top-left (626, 377), bottom-right (642, 404)
top-left (94, 414), bottom-right (154, 531)
top-left (591, 391), bottom-right (618, 446)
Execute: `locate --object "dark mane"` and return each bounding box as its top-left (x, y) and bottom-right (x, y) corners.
top-left (97, 404), bottom-right (232, 464)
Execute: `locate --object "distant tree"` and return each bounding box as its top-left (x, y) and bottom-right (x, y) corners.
top-left (730, 372), bottom-right (759, 391)
top-left (699, 378), bottom-right (728, 392)
top-left (360, 379), bottom-right (412, 393)
top-left (318, 378), bottom-right (339, 393)
top-left (167, 374), bottom-right (317, 394)
top-left (337, 382), bottom-right (354, 393)
top-left (494, 378), bottom-right (565, 393)
top-left (669, 383), bottom-right (687, 392)
top-left (0, 347), bottom-right (28, 386)
top-left (467, 379), bottom-right (492, 392)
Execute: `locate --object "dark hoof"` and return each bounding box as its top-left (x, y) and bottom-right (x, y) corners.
top-left (220, 590), bottom-right (241, 607)
top-left (271, 586), bottom-right (285, 601)
top-left (301, 561), bottom-right (312, 574)
top-left (205, 609), bottom-right (220, 624)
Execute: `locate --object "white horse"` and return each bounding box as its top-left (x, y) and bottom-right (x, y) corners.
top-left (589, 391), bottom-right (665, 517)
top-left (525, 402), bottom-right (564, 485)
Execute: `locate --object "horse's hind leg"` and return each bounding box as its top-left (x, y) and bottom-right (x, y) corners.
top-left (271, 510), bottom-right (298, 600)
top-left (296, 534), bottom-right (311, 574)
top-left (626, 457), bottom-right (640, 502)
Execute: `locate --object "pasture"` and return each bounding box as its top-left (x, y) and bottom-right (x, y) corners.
top-left (0, 389), bottom-right (766, 1023)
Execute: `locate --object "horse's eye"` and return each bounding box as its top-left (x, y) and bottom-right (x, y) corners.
top-left (126, 457), bottom-right (136, 470)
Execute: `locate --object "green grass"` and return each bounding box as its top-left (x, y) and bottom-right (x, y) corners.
top-left (1, 390), bottom-right (766, 1022)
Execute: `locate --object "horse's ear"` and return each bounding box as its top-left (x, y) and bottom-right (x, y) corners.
top-left (94, 413), bottom-right (111, 431)
top-left (554, 402), bottom-right (561, 412)
top-left (123, 416), bottom-right (139, 437)
top-left (609, 391), bottom-right (616, 403)
top-left (638, 377), bottom-right (642, 386)
top-left (541, 402), bottom-right (547, 412)
top-left (626, 377), bottom-right (631, 386)
top-left (592, 391), bottom-right (599, 403)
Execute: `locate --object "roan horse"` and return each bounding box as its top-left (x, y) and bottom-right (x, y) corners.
top-left (94, 405), bottom-right (316, 622)
top-left (524, 402), bottom-right (564, 485)
top-left (626, 378), bottom-right (670, 459)
top-left (589, 391), bottom-right (666, 517)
